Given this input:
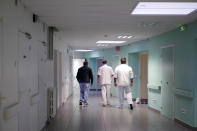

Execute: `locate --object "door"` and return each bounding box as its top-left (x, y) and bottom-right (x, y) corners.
top-left (128, 53), bottom-right (139, 99)
top-left (18, 32), bottom-right (38, 131)
top-left (88, 58), bottom-right (97, 89)
top-left (161, 46), bottom-right (174, 119)
top-left (54, 50), bottom-right (63, 109)
top-left (58, 52), bottom-right (62, 107)
top-left (139, 53), bottom-right (148, 101)
top-left (73, 59), bottom-right (84, 95)
top-left (96, 58), bottom-right (103, 89)
top-left (111, 55), bottom-right (120, 97)
top-left (37, 42), bottom-right (48, 130)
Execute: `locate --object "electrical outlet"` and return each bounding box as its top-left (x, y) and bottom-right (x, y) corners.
top-left (181, 108), bottom-right (186, 114)
top-left (152, 99), bottom-right (156, 103)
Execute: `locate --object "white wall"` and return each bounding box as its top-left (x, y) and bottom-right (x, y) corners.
top-left (54, 32), bottom-right (73, 105)
top-left (0, 0), bottom-right (73, 130)
top-left (0, 0), bottom-right (51, 131)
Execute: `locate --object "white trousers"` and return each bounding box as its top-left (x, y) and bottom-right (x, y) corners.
top-left (118, 86), bottom-right (133, 106)
top-left (101, 84), bottom-right (111, 105)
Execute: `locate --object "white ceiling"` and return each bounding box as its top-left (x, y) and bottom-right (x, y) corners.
top-left (22, 0), bottom-right (197, 50)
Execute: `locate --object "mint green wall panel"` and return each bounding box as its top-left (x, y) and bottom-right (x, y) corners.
top-left (88, 58), bottom-right (96, 88)
top-left (195, 87), bottom-right (197, 127)
top-left (148, 89), bottom-right (161, 111)
top-left (128, 53), bottom-right (139, 98)
top-left (174, 95), bottom-right (194, 127)
top-left (83, 23), bottom-right (197, 127)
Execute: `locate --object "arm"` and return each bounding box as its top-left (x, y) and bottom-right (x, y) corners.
top-left (130, 68), bottom-right (134, 88)
top-left (130, 78), bottom-right (133, 88)
top-left (89, 69), bottom-right (93, 86)
top-left (97, 75), bottom-right (100, 83)
top-left (114, 68), bottom-right (117, 87)
top-left (97, 68), bottom-right (101, 83)
top-left (111, 68), bottom-right (114, 77)
top-left (114, 78), bottom-right (117, 87)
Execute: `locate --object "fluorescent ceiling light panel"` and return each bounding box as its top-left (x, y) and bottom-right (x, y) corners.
top-left (96, 41), bottom-right (126, 44)
top-left (117, 36), bottom-right (122, 38)
top-left (75, 49), bottom-right (93, 52)
top-left (131, 2), bottom-right (197, 15)
top-left (127, 36), bottom-right (133, 38)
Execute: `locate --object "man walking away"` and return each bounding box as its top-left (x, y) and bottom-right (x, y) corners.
top-left (114, 58), bottom-right (134, 110)
top-left (97, 60), bottom-right (114, 106)
top-left (76, 61), bottom-right (93, 106)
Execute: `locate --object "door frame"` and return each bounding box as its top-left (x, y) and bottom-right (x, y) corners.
top-left (139, 52), bottom-right (148, 101)
top-left (160, 44), bottom-right (175, 120)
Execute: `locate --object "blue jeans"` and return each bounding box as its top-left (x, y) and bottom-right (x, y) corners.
top-left (79, 83), bottom-right (89, 104)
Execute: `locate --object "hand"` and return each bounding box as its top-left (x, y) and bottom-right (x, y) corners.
top-left (114, 83), bottom-right (117, 87)
top-left (91, 83), bottom-right (93, 86)
top-left (130, 83), bottom-right (133, 88)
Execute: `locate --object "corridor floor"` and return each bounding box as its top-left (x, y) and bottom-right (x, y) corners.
top-left (44, 95), bottom-right (190, 131)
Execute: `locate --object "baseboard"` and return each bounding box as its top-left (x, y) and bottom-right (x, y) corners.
top-left (174, 119), bottom-right (197, 131)
top-left (148, 106), bottom-right (161, 114)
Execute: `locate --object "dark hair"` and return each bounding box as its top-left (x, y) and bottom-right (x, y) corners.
top-left (121, 58), bottom-right (126, 64)
top-left (83, 61), bottom-right (88, 66)
top-left (102, 60), bottom-right (107, 64)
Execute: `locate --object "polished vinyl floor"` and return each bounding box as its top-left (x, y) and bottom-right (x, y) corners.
top-left (44, 94), bottom-right (190, 131)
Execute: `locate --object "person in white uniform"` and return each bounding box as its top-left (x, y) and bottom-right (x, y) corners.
top-left (97, 60), bottom-right (114, 106)
top-left (114, 58), bottom-right (134, 110)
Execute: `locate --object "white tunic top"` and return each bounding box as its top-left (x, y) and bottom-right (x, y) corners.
top-left (114, 64), bottom-right (134, 86)
top-left (97, 64), bottom-right (114, 85)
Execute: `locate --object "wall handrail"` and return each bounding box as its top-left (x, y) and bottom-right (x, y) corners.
top-left (173, 88), bottom-right (193, 99)
top-left (147, 84), bottom-right (161, 90)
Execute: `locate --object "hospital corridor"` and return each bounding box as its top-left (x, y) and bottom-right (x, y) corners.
top-left (0, 0), bottom-right (197, 131)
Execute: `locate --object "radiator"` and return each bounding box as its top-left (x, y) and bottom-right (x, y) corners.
top-left (47, 88), bottom-right (56, 120)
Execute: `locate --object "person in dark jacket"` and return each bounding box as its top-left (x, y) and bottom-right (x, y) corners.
top-left (76, 61), bottom-right (93, 106)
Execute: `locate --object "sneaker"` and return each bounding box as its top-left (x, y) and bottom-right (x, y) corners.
top-left (79, 101), bottom-right (82, 105)
top-left (130, 104), bottom-right (133, 110)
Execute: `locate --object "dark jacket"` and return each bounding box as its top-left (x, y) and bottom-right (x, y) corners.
top-left (76, 66), bottom-right (93, 84)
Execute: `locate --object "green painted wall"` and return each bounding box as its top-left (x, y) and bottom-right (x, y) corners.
top-left (88, 58), bottom-right (96, 88)
top-left (84, 22), bottom-right (197, 127)
top-left (128, 53), bottom-right (140, 99)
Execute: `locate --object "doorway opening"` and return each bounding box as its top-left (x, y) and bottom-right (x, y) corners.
top-left (128, 52), bottom-right (148, 104)
top-left (88, 57), bottom-right (104, 95)
top-left (139, 52), bottom-right (148, 104)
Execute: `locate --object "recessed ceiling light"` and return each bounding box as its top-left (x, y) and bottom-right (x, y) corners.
top-left (75, 49), bottom-right (93, 52)
top-left (96, 41), bottom-right (126, 44)
top-left (131, 2), bottom-right (197, 15)
top-left (127, 36), bottom-right (133, 38)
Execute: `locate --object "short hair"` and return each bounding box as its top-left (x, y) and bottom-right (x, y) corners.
top-left (83, 61), bottom-right (88, 66)
top-left (102, 60), bottom-right (107, 64)
top-left (121, 58), bottom-right (126, 64)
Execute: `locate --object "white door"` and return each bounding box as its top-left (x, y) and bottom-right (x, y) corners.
top-left (18, 32), bottom-right (38, 131)
top-left (37, 42), bottom-right (48, 130)
top-left (161, 46), bottom-right (174, 119)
